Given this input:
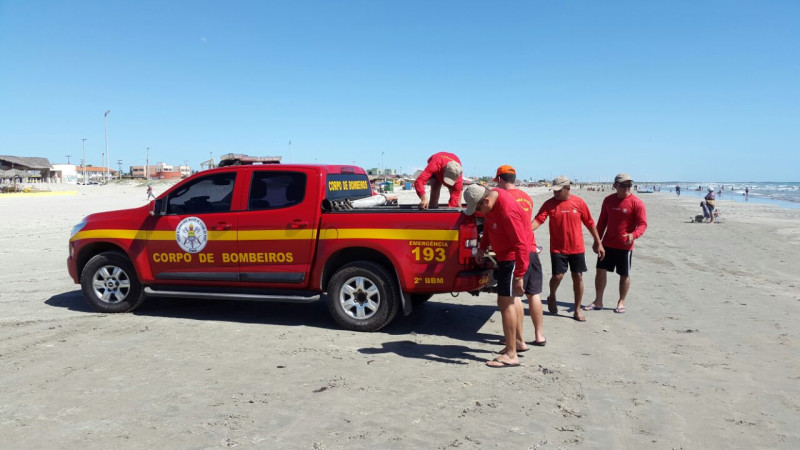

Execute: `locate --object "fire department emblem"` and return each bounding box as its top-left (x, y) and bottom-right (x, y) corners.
top-left (176, 217), bottom-right (208, 253)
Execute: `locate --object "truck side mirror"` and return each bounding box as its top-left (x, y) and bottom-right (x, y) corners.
top-left (150, 198), bottom-right (165, 216)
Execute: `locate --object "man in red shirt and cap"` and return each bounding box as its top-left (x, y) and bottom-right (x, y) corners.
top-left (491, 165), bottom-right (546, 350)
top-left (466, 183), bottom-right (530, 368)
top-left (532, 175), bottom-right (605, 322)
top-left (582, 173), bottom-right (647, 314)
top-left (414, 152), bottom-right (463, 209)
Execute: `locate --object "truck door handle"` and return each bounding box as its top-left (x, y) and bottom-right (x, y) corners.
top-left (214, 222), bottom-right (231, 230)
top-left (288, 220), bottom-right (308, 229)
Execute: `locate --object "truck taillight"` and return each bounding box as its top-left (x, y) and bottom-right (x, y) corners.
top-left (458, 222), bottom-right (478, 264)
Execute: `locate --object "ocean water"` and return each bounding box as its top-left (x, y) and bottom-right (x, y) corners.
top-left (638, 182), bottom-right (800, 209)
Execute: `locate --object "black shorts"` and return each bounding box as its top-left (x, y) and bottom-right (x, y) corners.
top-left (495, 260), bottom-right (516, 297)
top-left (523, 251), bottom-right (543, 296)
top-left (596, 247), bottom-right (632, 277)
top-left (550, 252), bottom-right (587, 275)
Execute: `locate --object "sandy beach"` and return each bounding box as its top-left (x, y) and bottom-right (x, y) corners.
top-left (1, 181), bottom-right (798, 449)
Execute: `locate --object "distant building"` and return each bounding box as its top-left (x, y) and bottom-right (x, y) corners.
top-left (51, 164), bottom-right (78, 184)
top-left (80, 166), bottom-right (118, 183)
top-left (130, 162), bottom-right (191, 180)
top-left (0, 155), bottom-right (53, 182)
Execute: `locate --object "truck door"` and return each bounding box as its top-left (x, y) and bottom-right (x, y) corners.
top-left (236, 169), bottom-right (319, 287)
top-left (147, 172), bottom-right (239, 283)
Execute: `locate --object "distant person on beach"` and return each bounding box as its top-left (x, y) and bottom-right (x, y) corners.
top-left (704, 187), bottom-right (716, 224)
top-left (414, 152), bottom-right (463, 209)
top-left (745, 187), bottom-right (749, 200)
top-left (676, 185), bottom-right (681, 196)
top-left (583, 173), bottom-right (648, 315)
top-left (532, 175), bottom-right (605, 322)
top-left (491, 165), bottom-right (546, 350)
top-left (146, 184), bottom-right (155, 200)
top-left (466, 184), bottom-right (530, 368)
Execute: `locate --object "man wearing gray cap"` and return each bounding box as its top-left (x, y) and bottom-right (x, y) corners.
top-left (532, 175), bottom-right (605, 321)
top-left (583, 173), bottom-right (647, 314)
top-left (465, 184), bottom-right (531, 368)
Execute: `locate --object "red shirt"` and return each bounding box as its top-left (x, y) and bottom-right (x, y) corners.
top-left (505, 188), bottom-right (537, 248)
top-left (534, 195), bottom-right (595, 254)
top-left (596, 193), bottom-right (647, 250)
top-left (479, 189), bottom-right (531, 278)
top-left (413, 152), bottom-right (463, 207)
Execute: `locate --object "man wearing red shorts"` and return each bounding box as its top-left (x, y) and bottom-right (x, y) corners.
top-left (583, 173), bottom-right (647, 314)
top-left (466, 184), bottom-right (530, 368)
top-left (532, 175), bottom-right (605, 322)
top-left (414, 152), bottom-right (463, 209)
top-left (492, 165), bottom-right (546, 350)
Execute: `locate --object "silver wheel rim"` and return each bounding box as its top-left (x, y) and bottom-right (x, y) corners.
top-left (91, 265), bottom-right (132, 304)
top-left (338, 276), bottom-right (380, 320)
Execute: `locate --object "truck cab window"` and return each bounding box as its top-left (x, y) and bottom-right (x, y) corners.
top-left (249, 172), bottom-right (306, 210)
top-left (167, 173), bottom-right (236, 215)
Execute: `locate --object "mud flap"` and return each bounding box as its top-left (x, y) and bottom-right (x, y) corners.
top-left (401, 291), bottom-right (413, 316)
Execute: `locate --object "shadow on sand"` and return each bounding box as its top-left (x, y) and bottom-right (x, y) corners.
top-left (45, 291), bottom-right (497, 340)
top-left (46, 290), bottom-right (570, 363)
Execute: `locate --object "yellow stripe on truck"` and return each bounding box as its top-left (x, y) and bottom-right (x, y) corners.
top-left (72, 228), bottom-right (456, 242)
top-left (320, 228), bottom-right (458, 241)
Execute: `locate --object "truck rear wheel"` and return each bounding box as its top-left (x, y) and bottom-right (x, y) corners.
top-left (327, 261), bottom-right (399, 332)
top-left (80, 251), bottom-right (146, 313)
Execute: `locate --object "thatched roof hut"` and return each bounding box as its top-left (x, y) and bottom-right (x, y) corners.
top-left (0, 155), bottom-right (53, 180)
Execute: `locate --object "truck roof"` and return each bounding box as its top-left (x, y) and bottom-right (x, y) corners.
top-left (206, 162), bottom-right (368, 176)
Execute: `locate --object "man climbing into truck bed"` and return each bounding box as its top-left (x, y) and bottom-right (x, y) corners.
top-left (414, 152), bottom-right (463, 209)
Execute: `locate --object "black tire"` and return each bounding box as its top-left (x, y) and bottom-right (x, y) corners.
top-left (326, 261), bottom-right (399, 332)
top-left (80, 251), bottom-right (146, 313)
top-left (410, 293), bottom-right (433, 306)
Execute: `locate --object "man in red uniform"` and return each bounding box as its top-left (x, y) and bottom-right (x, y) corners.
top-left (414, 152), bottom-right (463, 209)
top-left (532, 175), bottom-right (605, 322)
top-left (582, 173), bottom-right (647, 314)
top-left (492, 165), bottom-right (546, 351)
top-left (465, 183), bottom-right (530, 368)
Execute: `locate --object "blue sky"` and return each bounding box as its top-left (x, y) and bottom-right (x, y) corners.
top-left (1, 0), bottom-right (798, 182)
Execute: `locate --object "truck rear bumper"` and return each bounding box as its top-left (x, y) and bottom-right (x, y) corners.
top-left (453, 269), bottom-right (491, 292)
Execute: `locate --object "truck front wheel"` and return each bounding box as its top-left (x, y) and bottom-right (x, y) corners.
top-left (80, 251), bottom-right (146, 313)
top-left (327, 261), bottom-right (399, 332)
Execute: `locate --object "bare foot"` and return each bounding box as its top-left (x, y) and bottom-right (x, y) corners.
top-left (499, 344), bottom-right (528, 354)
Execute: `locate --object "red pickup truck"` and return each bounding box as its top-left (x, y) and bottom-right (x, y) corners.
top-left (67, 161), bottom-right (489, 331)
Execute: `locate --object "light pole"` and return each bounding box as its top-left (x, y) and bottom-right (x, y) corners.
top-left (65, 155), bottom-right (71, 164)
top-left (81, 138), bottom-right (87, 184)
top-left (381, 152), bottom-right (385, 175)
top-left (104, 110), bottom-right (110, 182)
top-left (145, 147), bottom-right (150, 180)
